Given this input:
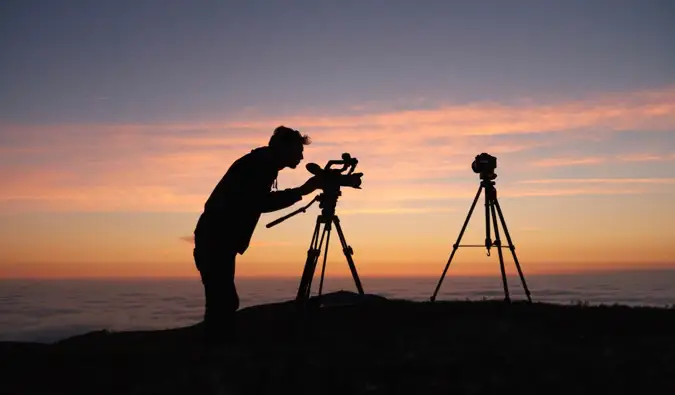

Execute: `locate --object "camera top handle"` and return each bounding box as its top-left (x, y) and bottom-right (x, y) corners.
top-left (266, 153), bottom-right (360, 228)
top-left (324, 153), bottom-right (358, 175)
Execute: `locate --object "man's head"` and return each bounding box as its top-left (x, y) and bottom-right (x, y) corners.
top-left (268, 126), bottom-right (311, 169)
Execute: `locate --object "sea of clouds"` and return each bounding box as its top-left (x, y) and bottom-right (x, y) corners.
top-left (1, 271), bottom-right (674, 343)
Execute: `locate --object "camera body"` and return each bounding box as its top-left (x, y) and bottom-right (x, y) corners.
top-left (306, 153), bottom-right (363, 190)
top-left (266, 153), bottom-right (362, 229)
top-left (471, 152), bottom-right (497, 180)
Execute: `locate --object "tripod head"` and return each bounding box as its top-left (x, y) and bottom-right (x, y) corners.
top-left (266, 153), bottom-right (363, 228)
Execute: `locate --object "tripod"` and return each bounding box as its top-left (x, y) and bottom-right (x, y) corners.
top-left (430, 176), bottom-right (532, 303)
top-left (267, 187), bottom-right (365, 308)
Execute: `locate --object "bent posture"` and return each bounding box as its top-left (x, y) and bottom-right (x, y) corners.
top-left (193, 126), bottom-right (318, 347)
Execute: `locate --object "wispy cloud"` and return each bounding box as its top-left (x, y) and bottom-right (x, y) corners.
top-left (531, 157), bottom-right (606, 167)
top-left (346, 179), bottom-right (669, 203)
top-left (1, 85), bottom-right (674, 212)
top-left (617, 153), bottom-right (675, 162)
top-left (3, 84), bottom-right (674, 143)
top-left (179, 235), bottom-right (292, 247)
top-left (517, 177), bottom-right (675, 185)
top-left (179, 235), bottom-right (195, 244)
top-left (528, 152), bottom-right (675, 168)
top-left (339, 207), bottom-right (458, 215)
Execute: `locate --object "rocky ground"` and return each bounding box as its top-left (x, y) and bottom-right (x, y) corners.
top-left (2, 291), bottom-right (675, 394)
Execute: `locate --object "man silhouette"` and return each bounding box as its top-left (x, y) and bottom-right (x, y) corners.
top-left (193, 126), bottom-right (319, 348)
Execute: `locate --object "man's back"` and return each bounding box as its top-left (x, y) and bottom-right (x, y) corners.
top-left (194, 146), bottom-right (278, 253)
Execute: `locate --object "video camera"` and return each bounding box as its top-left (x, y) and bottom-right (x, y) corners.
top-left (471, 152), bottom-right (497, 180)
top-left (266, 153), bottom-right (363, 229)
top-left (306, 153), bottom-right (363, 190)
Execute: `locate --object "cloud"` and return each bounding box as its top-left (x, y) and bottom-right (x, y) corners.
top-left (517, 178), bottom-right (675, 185)
top-left (339, 207), bottom-right (458, 215)
top-left (527, 152), bottom-right (675, 168)
top-left (180, 84), bottom-right (673, 143)
top-left (616, 153), bottom-right (675, 162)
top-left (1, 85), bottom-right (674, 212)
top-left (343, 178), bottom-right (669, 203)
top-left (531, 157), bottom-right (606, 167)
top-left (0, 185), bottom-right (205, 213)
top-left (2, 175), bottom-right (664, 214)
top-left (506, 187), bottom-right (652, 197)
top-left (4, 84), bottom-right (674, 144)
top-left (520, 226), bottom-right (543, 231)
top-left (178, 235), bottom-right (292, 247)
top-left (179, 235), bottom-right (194, 244)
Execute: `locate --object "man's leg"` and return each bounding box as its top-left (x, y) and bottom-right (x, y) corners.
top-left (220, 250), bottom-right (239, 342)
top-left (195, 247), bottom-right (239, 348)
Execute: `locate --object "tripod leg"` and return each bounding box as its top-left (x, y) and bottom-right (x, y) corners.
top-left (430, 184), bottom-right (483, 302)
top-left (306, 224), bottom-right (330, 301)
top-left (489, 198), bottom-right (510, 303)
top-left (296, 217), bottom-right (325, 303)
top-left (333, 216), bottom-right (365, 295)
top-left (493, 199), bottom-right (533, 303)
top-left (485, 184), bottom-right (492, 256)
top-left (317, 220), bottom-right (332, 299)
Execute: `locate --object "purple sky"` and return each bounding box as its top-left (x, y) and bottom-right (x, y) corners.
top-left (2, 0), bottom-right (674, 123)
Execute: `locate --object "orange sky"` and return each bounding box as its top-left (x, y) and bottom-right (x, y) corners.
top-left (1, 86), bottom-right (675, 279)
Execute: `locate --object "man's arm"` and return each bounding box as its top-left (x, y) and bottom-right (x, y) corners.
top-left (258, 176), bottom-right (321, 212)
top-left (235, 157), bottom-right (317, 213)
top-left (258, 188), bottom-right (304, 213)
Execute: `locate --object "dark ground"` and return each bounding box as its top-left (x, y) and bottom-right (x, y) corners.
top-left (2, 291), bottom-right (675, 395)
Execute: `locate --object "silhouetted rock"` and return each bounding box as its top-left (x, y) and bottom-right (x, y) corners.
top-left (2, 291), bottom-right (675, 394)
top-left (311, 290), bottom-right (388, 306)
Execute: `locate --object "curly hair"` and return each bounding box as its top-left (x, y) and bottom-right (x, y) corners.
top-left (269, 126), bottom-right (311, 148)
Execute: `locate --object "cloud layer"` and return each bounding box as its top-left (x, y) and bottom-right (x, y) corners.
top-left (1, 85), bottom-right (674, 213)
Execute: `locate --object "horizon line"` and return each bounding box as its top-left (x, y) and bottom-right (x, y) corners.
top-left (3, 266), bottom-right (675, 281)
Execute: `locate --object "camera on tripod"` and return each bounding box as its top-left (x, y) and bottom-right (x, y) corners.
top-left (266, 153), bottom-right (364, 229)
top-left (306, 153), bottom-right (363, 190)
top-left (266, 152), bottom-right (366, 308)
top-left (471, 153), bottom-right (498, 180)
top-left (430, 151), bottom-right (533, 304)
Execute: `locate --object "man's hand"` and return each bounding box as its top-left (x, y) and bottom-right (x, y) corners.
top-left (298, 176), bottom-right (321, 196)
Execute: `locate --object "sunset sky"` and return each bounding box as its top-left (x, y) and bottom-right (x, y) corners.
top-left (1, 0), bottom-right (674, 279)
